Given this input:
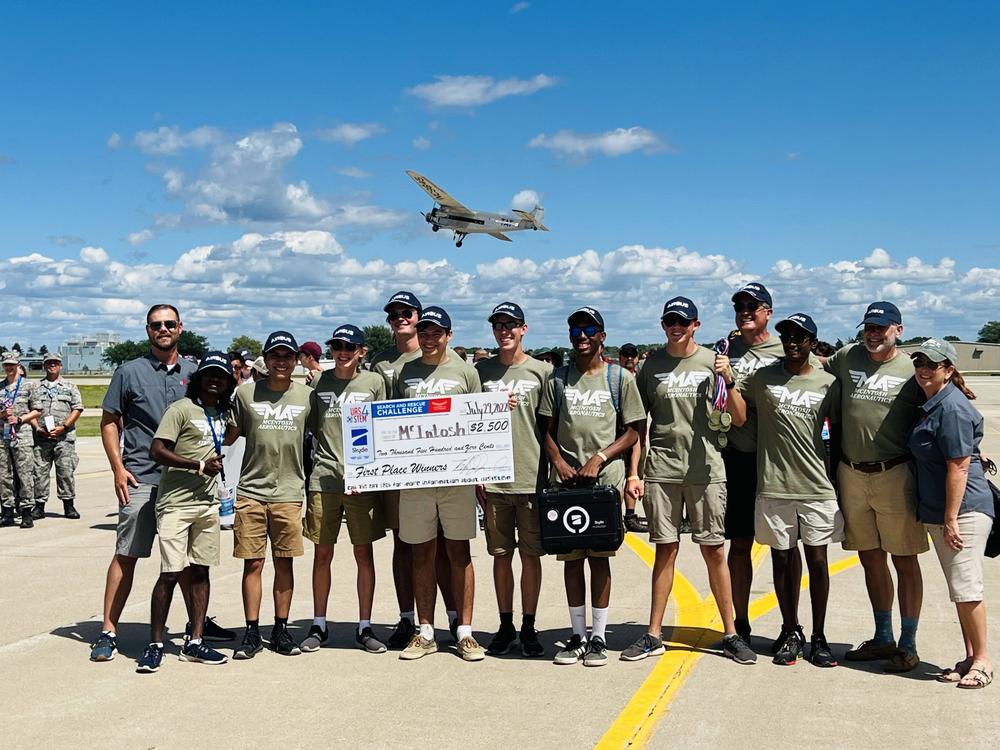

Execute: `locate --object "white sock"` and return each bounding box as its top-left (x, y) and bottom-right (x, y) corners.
top-left (447, 609), bottom-right (458, 623)
top-left (358, 619), bottom-right (371, 634)
top-left (105, 631), bottom-right (117, 638)
top-left (313, 616), bottom-right (327, 630)
top-left (151, 641), bottom-right (164, 648)
top-left (419, 622), bottom-right (435, 640)
top-left (592, 607), bottom-right (609, 641)
top-left (456, 624), bottom-right (473, 641)
top-left (187, 638), bottom-right (201, 646)
top-left (569, 605), bottom-right (587, 639)
top-left (401, 611), bottom-right (415, 624)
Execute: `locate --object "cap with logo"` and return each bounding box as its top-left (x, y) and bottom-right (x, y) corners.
top-left (198, 350), bottom-right (235, 377)
top-left (661, 296), bottom-right (699, 321)
top-left (417, 306), bottom-right (452, 331)
top-left (43, 352), bottom-right (63, 363)
top-left (236, 347), bottom-right (254, 363)
top-left (731, 282), bottom-right (773, 307)
top-left (912, 338), bottom-right (957, 364)
top-left (326, 324), bottom-right (365, 346)
top-left (858, 301), bottom-right (902, 327)
top-left (567, 306), bottom-right (605, 329)
top-left (619, 343), bottom-right (639, 356)
top-left (298, 341), bottom-right (322, 359)
top-left (488, 301), bottom-right (525, 323)
top-left (383, 290), bottom-right (422, 313)
top-left (263, 330), bottom-right (299, 354)
top-left (2, 353), bottom-right (20, 366)
top-left (775, 313), bottom-right (818, 338)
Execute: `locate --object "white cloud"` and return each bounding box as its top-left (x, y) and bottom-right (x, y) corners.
top-left (107, 132), bottom-right (122, 149)
top-left (511, 1), bottom-right (530, 12)
top-left (316, 122), bottom-right (386, 145)
top-left (79, 246), bottom-right (110, 264)
top-left (337, 167), bottom-right (371, 178)
top-left (511, 189), bottom-right (540, 211)
top-left (48, 234), bottom-right (85, 247)
top-left (134, 125), bottom-right (224, 155)
top-left (529, 127), bottom-right (666, 160)
top-left (407, 74), bottom-right (556, 107)
top-left (126, 230), bottom-right (155, 246)
top-left (412, 136), bottom-right (431, 150)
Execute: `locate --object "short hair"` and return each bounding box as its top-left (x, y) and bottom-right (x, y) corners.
top-left (146, 304), bottom-right (180, 324)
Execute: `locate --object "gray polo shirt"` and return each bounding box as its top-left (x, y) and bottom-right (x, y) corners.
top-left (102, 352), bottom-right (197, 485)
top-left (907, 382), bottom-right (994, 525)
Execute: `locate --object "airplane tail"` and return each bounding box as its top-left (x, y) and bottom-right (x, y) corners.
top-left (514, 205), bottom-right (549, 231)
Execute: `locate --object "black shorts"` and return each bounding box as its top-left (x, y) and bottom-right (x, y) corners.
top-left (723, 449), bottom-right (757, 540)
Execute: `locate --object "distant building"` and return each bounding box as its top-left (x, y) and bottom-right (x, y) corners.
top-left (899, 340), bottom-right (1000, 374)
top-left (62, 333), bottom-right (122, 374)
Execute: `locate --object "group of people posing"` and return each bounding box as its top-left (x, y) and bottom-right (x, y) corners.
top-left (86, 284), bottom-right (994, 689)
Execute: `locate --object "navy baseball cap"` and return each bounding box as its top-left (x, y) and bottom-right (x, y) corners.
top-left (417, 306), bottom-right (452, 330)
top-left (488, 301), bottom-right (525, 323)
top-left (661, 296), bottom-right (699, 321)
top-left (326, 324), bottom-right (365, 346)
top-left (620, 343), bottom-right (639, 356)
top-left (263, 330), bottom-right (299, 354)
top-left (236, 347), bottom-right (254, 363)
top-left (858, 301), bottom-right (902, 327)
top-left (567, 306), bottom-right (605, 329)
top-left (383, 290), bottom-right (422, 313)
top-left (198, 351), bottom-right (234, 376)
top-left (776, 313), bottom-right (818, 338)
top-left (732, 282), bottom-right (773, 307)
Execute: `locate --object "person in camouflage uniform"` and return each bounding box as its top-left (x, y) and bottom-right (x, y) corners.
top-left (1, 353), bottom-right (43, 528)
top-left (33, 352), bottom-right (84, 519)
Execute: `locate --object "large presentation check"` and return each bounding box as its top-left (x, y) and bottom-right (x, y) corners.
top-left (341, 391), bottom-right (515, 492)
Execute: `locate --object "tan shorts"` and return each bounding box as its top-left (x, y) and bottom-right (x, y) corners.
top-left (304, 491), bottom-right (386, 546)
top-left (381, 490), bottom-right (400, 531)
top-left (557, 548), bottom-right (615, 562)
top-left (838, 462), bottom-right (929, 555)
top-left (484, 492), bottom-right (545, 557)
top-left (756, 497), bottom-right (844, 550)
top-left (643, 481), bottom-right (727, 545)
top-left (156, 504), bottom-right (220, 573)
top-left (927, 512), bottom-right (994, 602)
top-left (233, 496), bottom-right (304, 559)
top-left (399, 485), bottom-right (477, 544)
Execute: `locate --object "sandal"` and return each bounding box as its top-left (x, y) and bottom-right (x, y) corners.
top-left (937, 659), bottom-right (973, 683)
top-left (957, 662), bottom-right (993, 690)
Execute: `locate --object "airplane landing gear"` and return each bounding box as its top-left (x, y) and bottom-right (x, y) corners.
top-left (454, 231), bottom-right (466, 248)
top-left (431, 225), bottom-right (439, 232)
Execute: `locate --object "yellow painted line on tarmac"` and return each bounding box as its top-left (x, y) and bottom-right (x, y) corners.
top-left (747, 553), bottom-right (860, 621)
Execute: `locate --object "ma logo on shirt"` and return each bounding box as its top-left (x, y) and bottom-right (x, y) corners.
top-left (317, 391), bottom-right (372, 415)
top-left (766, 385), bottom-right (825, 408)
top-left (849, 370), bottom-right (907, 393)
top-left (565, 388), bottom-right (613, 407)
top-left (484, 379), bottom-right (540, 397)
top-left (189, 418), bottom-right (223, 444)
top-left (404, 378), bottom-right (462, 395)
top-left (653, 371), bottom-right (712, 389)
top-left (733, 356), bottom-right (777, 376)
top-left (251, 403), bottom-right (306, 421)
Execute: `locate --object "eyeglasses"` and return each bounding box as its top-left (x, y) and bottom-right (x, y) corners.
top-left (492, 321), bottom-right (523, 332)
top-left (912, 355), bottom-right (943, 370)
top-left (387, 308), bottom-right (416, 322)
top-left (662, 314), bottom-right (693, 328)
top-left (147, 320), bottom-right (179, 331)
top-left (779, 332), bottom-right (811, 343)
top-left (733, 301), bottom-right (768, 313)
top-left (330, 341), bottom-right (359, 352)
top-left (569, 325), bottom-right (601, 339)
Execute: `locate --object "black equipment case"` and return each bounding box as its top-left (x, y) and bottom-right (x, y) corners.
top-left (538, 485), bottom-right (624, 554)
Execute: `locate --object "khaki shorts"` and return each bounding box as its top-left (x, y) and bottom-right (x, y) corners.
top-left (756, 497), bottom-right (844, 551)
top-left (838, 462), bottom-right (929, 555)
top-left (156, 504), bottom-right (220, 573)
top-left (304, 491), bottom-right (386, 546)
top-left (399, 485), bottom-right (477, 544)
top-left (557, 548), bottom-right (616, 562)
top-left (927, 512), bottom-right (993, 602)
top-left (484, 492), bottom-right (545, 557)
top-left (643, 481), bottom-right (727, 546)
top-left (381, 490), bottom-right (400, 531)
top-left (233, 496), bottom-right (304, 559)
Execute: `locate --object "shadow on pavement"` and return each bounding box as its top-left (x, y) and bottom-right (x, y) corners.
top-left (837, 654), bottom-right (944, 680)
top-left (89, 523), bottom-right (117, 531)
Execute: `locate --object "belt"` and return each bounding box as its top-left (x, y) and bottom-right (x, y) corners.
top-left (846, 455), bottom-right (909, 474)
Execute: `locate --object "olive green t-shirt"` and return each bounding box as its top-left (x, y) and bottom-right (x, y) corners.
top-left (740, 363), bottom-right (838, 501)
top-left (154, 397), bottom-right (225, 509)
top-left (537, 364), bottom-right (645, 490)
top-left (391, 354), bottom-right (481, 399)
top-left (229, 380), bottom-right (312, 503)
top-left (725, 335), bottom-right (786, 453)
top-left (823, 344), bottom-right (923, 463)
top-left (476, 355), bottom-right (553, 494)
top-left (308, 370), bottom-right (386, 493)
top-left (372, 346), bottom-right (462, 394)
top-left (636, 346), bottom-right (726, 484)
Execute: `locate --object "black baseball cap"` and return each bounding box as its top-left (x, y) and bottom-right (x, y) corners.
top-left (620, 343), bottom-right (639, 356)
top-left (858, 301), bottom-right (902, 327)
top-left (776, 313), bottom-right (818, 338)
top-left (417, 306), bottom-right (452, 330)
top-left (383, 290), bottom-right (422, 313)
top-left (236, 347), bottom-right (253, 363)
top-left (198, 350), bottom-right (235, 376)
top-left (567, 306), bottom-right (604, 329)
top-left (732, 282), bottom-right (772, 307)
top-left (326, 324), bottom-right (365, 346)
top-left (488, 301), bottom-right (525, 323)
top-left (661, 296), bottom-right (698, 321)
top-left (263, 330), bottom-right (299, 354)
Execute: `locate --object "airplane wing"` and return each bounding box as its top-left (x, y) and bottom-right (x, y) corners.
top-left (488, 231), bottom-right (513, 242)
top-left (406, 170), bottom-right (472, 214)
top-left (513, 208), bottom-right (549, 231)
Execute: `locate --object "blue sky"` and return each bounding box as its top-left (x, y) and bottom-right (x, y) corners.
top-left (1, 1), bottom-right (998, 351)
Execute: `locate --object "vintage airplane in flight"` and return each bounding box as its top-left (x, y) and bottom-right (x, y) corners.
top-left (406, 170), bottom-right (549, 248)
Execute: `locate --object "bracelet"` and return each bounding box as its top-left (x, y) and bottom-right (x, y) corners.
top-left (725, 380), bottom-right (735, 389)
top-left (596, 451), bottom-right (609, 464)
top-left (627, 475), bottom-right (641, 481)
top-left (197, 459), bottom-right (205, 475)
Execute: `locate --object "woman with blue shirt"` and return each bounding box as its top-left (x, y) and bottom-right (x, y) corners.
top-left (907, 338), bottom-right (993, 689)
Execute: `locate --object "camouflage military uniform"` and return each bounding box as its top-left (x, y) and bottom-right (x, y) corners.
top-left (33, 377), bottom-right (84, 505)
top-left (1, 376), bottom-right (42, 511)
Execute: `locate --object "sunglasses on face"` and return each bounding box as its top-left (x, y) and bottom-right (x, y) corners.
top-left (492, 321), bottom-right (523, 332)
top-left (331, 341), bottom-right (359, 352)
top-left (779, 333), bottom-right (811, 344)
top-left (733, 301), bottom-right (768, 314)
top-left (569, 325), bottom-right (601, 339)
top-left (387, 308), bottom-right (416, 323)
top-left (912, 355), bottom-right (943, 370)
top-left (147, 320), bottom-right (179, 331)
top-left (662, 314), bottom-right (693, 328)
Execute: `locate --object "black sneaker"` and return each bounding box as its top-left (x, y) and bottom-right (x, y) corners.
top-left (486, 626), bottom-right (518, 656)
top-left (186, 617), bottom-right (236, 643)
top-left (553, 634), bottom-right (588, 665)
top-left (520, 627), bottom-right (545, 658)
top-left (386, 618), bottom-right (416, 650)
top-left (624, 513), bottom-right (648, 533)
top-left (89, 632), bottom-right (117, 662)
top-left (355, 627), bottom-right (387, 654)
top-left (773, 628), bottom-right (804, 666)
top-left (233, 629), bottom-right (264, 660)
top-left (770, 626), bottom-right (792, 655)
top-left (721, 634), bottom-right (757, 665)
top-left (300, 625), bottom-right (329, 653)
top-left (735, 618), bottom-right (752, 645)
top-left (136, 643), bottom-right (163, 673)
top-left (809, 634), bottom-right (838, 668)
top-left (269, 627), bottom-right (301, 656)
top-left (179, 640), bottom-right (228, 665)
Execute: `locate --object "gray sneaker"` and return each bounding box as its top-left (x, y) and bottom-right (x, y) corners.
top-left (553, 634), bottom-right (587, 665)
top-left (355, 627), bottom-right (387, 654)
top-left (300, 625), bottom-right (328, 653)
top-left (583, 636), bottom-right (609, 667)
top-left (621, 633), bottom-right (665, 662)
top-left (722, 633), bottom-right (757, 665)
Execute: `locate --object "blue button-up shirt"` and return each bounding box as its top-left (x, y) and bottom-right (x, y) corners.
top-left (907, 381), bottom-right (993, 524)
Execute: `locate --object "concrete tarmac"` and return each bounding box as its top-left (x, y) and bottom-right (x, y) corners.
top-left (1, 378), bottom-right (998, 749)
